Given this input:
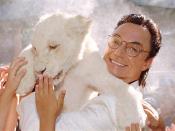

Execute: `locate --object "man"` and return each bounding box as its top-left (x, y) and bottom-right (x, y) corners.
top-left (103, 14), bottom-right (164, 129)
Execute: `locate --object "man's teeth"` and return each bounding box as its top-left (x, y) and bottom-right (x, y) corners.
top-left (111, 60), bottom-right (125, 67)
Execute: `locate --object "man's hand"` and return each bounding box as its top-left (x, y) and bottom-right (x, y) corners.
top-left (142, 100), bottom-right (165, 130)
top-left (3, 57), bottom-right (27, 98)
top-left (0, 57), bottom-right (27, 131)
top-left (35, 75), bottom-right (65, 131)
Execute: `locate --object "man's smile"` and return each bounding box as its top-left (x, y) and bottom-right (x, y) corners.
top-left (109, 58), bottom-right (127, 68)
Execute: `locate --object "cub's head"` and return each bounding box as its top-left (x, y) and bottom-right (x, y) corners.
top-left (31, 13), bottom-right (91, 85)
top-left (16, 13), bottom-right (91, 95)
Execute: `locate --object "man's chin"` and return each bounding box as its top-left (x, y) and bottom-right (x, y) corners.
top-left (109, 70), bottom-right (126, 79)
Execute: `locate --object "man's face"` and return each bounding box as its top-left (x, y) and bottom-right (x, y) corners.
top-left (104, 23), bottom-right (152, 83)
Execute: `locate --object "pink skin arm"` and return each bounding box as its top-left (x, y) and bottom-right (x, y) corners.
top-left (0, 57), bottom-right (27, 130)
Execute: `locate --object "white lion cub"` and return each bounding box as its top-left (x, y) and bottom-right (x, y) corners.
top-left (17, 13), bottom-right (146, 131)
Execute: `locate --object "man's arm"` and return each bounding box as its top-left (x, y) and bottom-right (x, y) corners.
top-left (35, 75), bottom-right (65, 131)
top-left (0, 57), bottom-right (27, 130)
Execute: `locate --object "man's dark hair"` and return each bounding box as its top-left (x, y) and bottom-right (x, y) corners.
top-left (115, 14), bottom-right (162, 87)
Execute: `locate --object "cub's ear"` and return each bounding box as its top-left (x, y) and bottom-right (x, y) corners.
top-left (66, 15), bottom-right (92, 36)
top-left (75, 15), bottom-right (91, 28)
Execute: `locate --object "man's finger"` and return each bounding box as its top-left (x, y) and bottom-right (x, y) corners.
top-left (57, 90), bottom-right (66, 110)
top-left (48, 77), bottom-right (54, 94)
top-left (43, 75), bottom-right (49, 94)
top-left (38, 75), bottom-right (44, 95)
top-left (35, 85), bottom-right (39, 94)
top-left (131, 123), bottom-right (140, 131)
top-left (11, 60), bottom-right (27, 77)
top-left (10, 57), bottom-right (25, 69)
top-left (15, 69), bottom-right (27, 88)
top-left (16, 68), bottom-right (26, 80)
top-left (142, 100), bottom-right (155, 114)
top-left (131, 123), bottom-right (135, 131)
top-left (125, 127), bottom-right (130, 131)
top-left (135, 123), bottom-right (141, 131)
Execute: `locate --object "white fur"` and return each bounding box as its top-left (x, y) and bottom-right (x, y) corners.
top-left (17, 13), bottom-right (146, 131)
top-left (17, 13), bottom-right (93, 95)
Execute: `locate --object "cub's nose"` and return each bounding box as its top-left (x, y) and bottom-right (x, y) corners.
top-left (36, 67), bottom-right (46, 75)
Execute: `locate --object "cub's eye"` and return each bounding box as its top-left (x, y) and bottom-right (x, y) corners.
top-left (49, 45), bottom-right (58, 50)
top-left (48, 40), bottom-right (60, 50)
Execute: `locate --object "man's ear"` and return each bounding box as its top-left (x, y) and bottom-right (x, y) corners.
top-left (141, 58), bottom-right (153, 71)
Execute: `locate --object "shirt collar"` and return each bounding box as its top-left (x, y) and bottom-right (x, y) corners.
top-left (130, 81), bottom-right (144, 93)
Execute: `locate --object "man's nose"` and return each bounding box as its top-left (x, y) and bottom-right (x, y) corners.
top-left (113, 44), bottom-right (126, 56)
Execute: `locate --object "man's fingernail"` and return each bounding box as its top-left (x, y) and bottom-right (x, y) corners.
top-left (62, 90), bottom-right (66, 95)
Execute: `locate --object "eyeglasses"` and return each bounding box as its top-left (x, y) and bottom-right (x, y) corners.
top-left (107, 34), bottom-right (150, 57)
